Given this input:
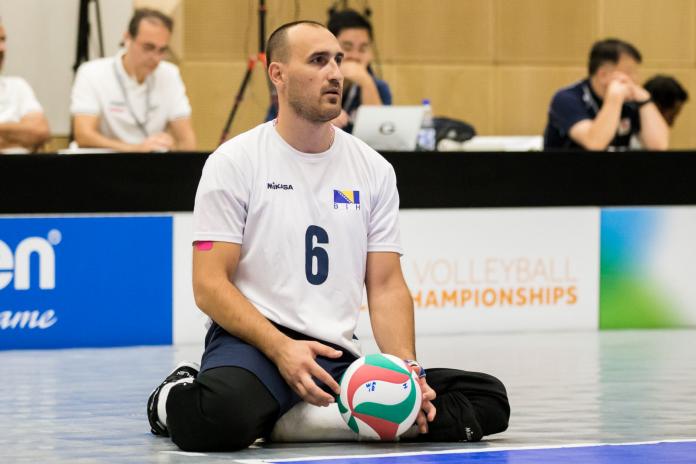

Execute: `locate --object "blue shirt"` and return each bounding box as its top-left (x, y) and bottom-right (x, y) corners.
top-left (544, 79), bottom-right (641, 150)
top-left (265, 74), bottom-right (392, 134)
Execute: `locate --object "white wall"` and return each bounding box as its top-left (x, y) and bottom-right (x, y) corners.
top-left (0, 0), bottom-right (133, 134)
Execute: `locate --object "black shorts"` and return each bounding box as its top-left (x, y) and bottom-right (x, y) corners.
top-left (200, 321), bottom-right (359, 415)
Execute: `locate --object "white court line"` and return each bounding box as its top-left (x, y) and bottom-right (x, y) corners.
top-left (237, 438), bottom-right (696, 463)
top-left (158, 441), bottom-right (265, 458)
top-left (160, 450), bottom-right (209, 457)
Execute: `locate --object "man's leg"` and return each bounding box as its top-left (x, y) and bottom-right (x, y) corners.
top-left (271, 367), bottom-right (510, 443)
top-left (164, 366), bottom-right (280, 451)
top-left (411, 368), bottom-right (510, 442)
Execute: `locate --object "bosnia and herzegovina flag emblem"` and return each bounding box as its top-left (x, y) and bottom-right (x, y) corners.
top-left (334, 190), bottom-right (360, 205)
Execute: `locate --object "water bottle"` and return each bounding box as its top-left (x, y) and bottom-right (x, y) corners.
top-left (416, 99), bottom-right (436, 151)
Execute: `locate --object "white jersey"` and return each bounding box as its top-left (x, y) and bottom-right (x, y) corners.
top-left (193, 122), bottom-right (402, 356)
top-left (70, 50), bottom-right (191, 144)
top-left (0, 76), bottom-right (43, 123)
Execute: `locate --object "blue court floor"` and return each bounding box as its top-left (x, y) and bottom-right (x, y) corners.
top-left (2, 329), bottom-right (695, 463)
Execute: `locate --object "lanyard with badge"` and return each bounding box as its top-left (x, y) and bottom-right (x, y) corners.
top-left (113, 60), bottom-right (152, 138)
top-left (581, 84), bottom-right (600, 117)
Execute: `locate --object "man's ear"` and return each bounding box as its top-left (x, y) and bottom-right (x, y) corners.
top-left (595, 65), bottom-right (613, 84)
top-left (268, 62), bottom-right (285, 87)
top-left (122, 31), bottom-right (132, 48)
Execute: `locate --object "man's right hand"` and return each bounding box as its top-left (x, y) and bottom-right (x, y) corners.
top-left (135, 132), bottom-right (174, 152)
top-left (271, 339), bottom-right (342, 407)
top-left (332, 110), bottom-right (350, 129)
top-left (339, 60), bottom-right (370, 86)
top-left (606, 77), bottom-right (632, 102)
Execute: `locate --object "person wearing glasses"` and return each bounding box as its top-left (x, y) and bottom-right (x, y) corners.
top-left (70, 9), bottom-right (195, 152)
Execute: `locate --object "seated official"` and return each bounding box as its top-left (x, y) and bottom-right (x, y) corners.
top-left (0, 22), bottom-right (50, 152)
top-left (544, 38), bottom-right (668, 151)
top-left (644, 75), bottom-right (688, 127)
top-left (71, 9), bottom-right (195, 152)
top-left (265, 9), bottom-right (391, 133)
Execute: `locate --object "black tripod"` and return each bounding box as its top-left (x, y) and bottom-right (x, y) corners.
top-left (73, 0), bottom-right (105, 73)
top-left (71, 0), bottom-right (104, 144)
top-left (219, 0), bottom-right (276, 144)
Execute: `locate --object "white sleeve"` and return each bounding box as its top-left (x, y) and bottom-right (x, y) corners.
top-left (16, 79), bottom-right (43, 116)
top-left (167, 66), bottom-right (192, 121)
top-left (193, 149), bottom-right (251, 244)
top-left (367, 164), bottom-right (403, 254)
top-left (70, 64), bottom-right (101, 115)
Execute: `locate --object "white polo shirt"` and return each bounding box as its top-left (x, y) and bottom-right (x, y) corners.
top-left (70, 50), bottom-right (192, 144)
top-left (193, 122), bottom-right (403, 355)
top-left (0, 76), bottom-right (43, 123)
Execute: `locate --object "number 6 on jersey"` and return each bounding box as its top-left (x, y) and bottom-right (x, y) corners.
top-left (305, 225), bottom-right (329, 285)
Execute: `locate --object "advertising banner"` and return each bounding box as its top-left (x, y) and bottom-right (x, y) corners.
top-left (601, 207), bottom-right (696, 328)
top-left (173, 214), bottom-right (208, 345)
top-left (357, 208), bottom-right (600, 337)
top-left (0, 216), bottom-right (172, 349)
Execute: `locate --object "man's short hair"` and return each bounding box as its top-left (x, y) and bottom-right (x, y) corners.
top-left (266, 20), bottom-right (325, 64)
top-left (644, 75), bottom-right (689, 111)
top-left (588, 38), bottom-right (642, 75)
top-left (128, 8), bottom-right (173, 38)
top-left (327, 9), bottom-right (373, 40)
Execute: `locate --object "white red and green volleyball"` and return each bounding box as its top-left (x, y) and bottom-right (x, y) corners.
top-left (337, 353), bottom-right (422, 441)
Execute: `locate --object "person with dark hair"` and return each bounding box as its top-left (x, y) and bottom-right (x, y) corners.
top-left (146, 20), bottom-right (508, 452)
top-left (71, 8), bottom-right (195, 152)
top-left (326, 9), bottom-right (391, 132)
top-left (0, 20), bottom-right (50, 153)
top-left (266, 10), bottom-right (391, 133)
top-left (644, 75), bottom-right (688, 127)
top-left (544, 38), bottom-right (669, 151)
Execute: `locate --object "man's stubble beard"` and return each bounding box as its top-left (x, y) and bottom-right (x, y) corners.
top-left (287, 79), bottom-right (342, 123)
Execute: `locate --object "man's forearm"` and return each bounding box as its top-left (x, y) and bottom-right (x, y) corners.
top-left (194, 277), bottom-right (290, 361)
top-left (582, 94), bottom-right (624, 150)
top-left (638, 103), bottom-right (670, 150)
top-left (356, 76), bottom-right (382, 105)
top-left (175, 135), bottom-right (196, 151)
top-left (74, 128), bottom-right (136, 151)
top-left (77, 129), bottom-right (145, 151)
top-left (0, 122), bottom-right (49, 148)
top-left (169, 118), bottom-right (197, 151)
top-left (367, 284), bottom-right (417, 360)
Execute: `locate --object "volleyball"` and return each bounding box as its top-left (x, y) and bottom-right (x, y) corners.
top-left (337, 353), bottom-right (422, 441)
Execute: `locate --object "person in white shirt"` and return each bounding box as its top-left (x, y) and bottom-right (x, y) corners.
top-left (71, 9), bottom-right (195, 152)
top-left (0, 22), bottom-right (50, 152)
top-left (146, 21), bottom-right (509, 451)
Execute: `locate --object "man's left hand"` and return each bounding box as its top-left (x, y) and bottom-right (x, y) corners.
top-left (628, 84), bottom-right (651, 103)
top-left (340, 60), bottom-right (370, 86)
top-left (331, 110), bottom-right (350, 128)
top-left (416, 376), bottom-right (437, 433)
top-left (405, 361), bottom-right (437, 433)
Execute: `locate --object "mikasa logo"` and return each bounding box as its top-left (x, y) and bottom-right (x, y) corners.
top-left (267, 182), bottom-right (294, 190)
top-left (0, 230), bottom-right (60, 291)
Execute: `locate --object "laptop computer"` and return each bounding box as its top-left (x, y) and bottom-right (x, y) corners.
top-left (351, 105), bottom-right (425, 151)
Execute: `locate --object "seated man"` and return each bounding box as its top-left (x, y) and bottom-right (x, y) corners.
top-left (146, 20), bottom-right (508, 452)
top-left (0, 21), bottom-right (50, 152)
top-left (544, 38), bottom-right (668, 151)
top-left (71, 8), bottom-right (195, 152)
top-left (644, 75), bottom-right (688, 127)
top-left (266, 9), bottom-right (391, 133)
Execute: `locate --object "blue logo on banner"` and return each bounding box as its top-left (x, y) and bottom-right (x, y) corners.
top-left (0, 216), bottom-right (172, 349)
